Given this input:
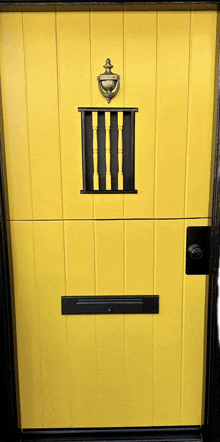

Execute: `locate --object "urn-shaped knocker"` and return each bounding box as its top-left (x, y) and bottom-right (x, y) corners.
top-left (97, 58), bottom-right (120, 103)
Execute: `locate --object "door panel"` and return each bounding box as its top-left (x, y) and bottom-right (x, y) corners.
top-left (10, 218), bottom-right (210, 428)
top-left (0, 10), bottom-right (217, 221)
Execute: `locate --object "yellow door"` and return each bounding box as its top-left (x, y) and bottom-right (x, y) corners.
top-left (0, 7), bottom-right (217, 429)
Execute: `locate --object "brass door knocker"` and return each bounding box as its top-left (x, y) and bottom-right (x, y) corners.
top-left (97, 58), bottom-right (120, 103)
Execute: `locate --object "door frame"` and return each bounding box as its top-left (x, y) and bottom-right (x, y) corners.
top-left (0, 2), bottom-right (219, 441)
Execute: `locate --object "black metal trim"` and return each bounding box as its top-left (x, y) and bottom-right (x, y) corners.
top-left (15, 436), bottom-right (203, 442)
top-left (22, 425), bottom-right (201, 434)
top-left (0, 141), bottom-right (19, 441)
top-left (203, 42), bottom-right (220, 442)
top-left (79, 108), bottom-right (138, 193)
top-left (130, 109), bottom-right (135, 191)
top-left (0, 1), bottom-right (218, 6)
top-left (78, 107), bottom-right (139, 112)
top-left (185, 226), bottom-right (211, 275)
top-left (0, 2), bottom-right (219, 13)
top-left (81, 111), bottom-right (87, 193)
top-left (20, 426), bottom-right (202, 442)
top-left (62, 295), bottom-right (159, 315)
top-left (80, 190), bottom-right (137, 193)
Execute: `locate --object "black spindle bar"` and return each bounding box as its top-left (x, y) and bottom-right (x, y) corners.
top-left (130, 110), bottom-right (135, 191)
top-left (81, 111), bottom-right (87, 192)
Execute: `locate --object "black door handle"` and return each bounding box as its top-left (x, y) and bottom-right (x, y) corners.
top-left (188, 244), bottom-right (204, 260)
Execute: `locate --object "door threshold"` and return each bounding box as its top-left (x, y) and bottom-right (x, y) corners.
top-left (18, 436), bottom-right (203, 442)
top-left (18, 427), bottom-right (203, 442)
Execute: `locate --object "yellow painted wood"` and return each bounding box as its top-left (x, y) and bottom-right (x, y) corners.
top-left (118, 112), bottom-right (123, 190)
top-left (91, 11), bottom-right (124, 218)
top-left (124, 11), bottom-right (157, 218)
top-left (10, 221), bottom-right (42, 427)
top-left (181, 218), bottom-right (211, 425)
top-left (95, 220), bottom-right (125, 426)
top-left (56, 11), bottom-right (94, 219)
top-left (67, 313), bottom-right (97, 427)
top-left (33, 221), bottom-right (70, 428)
top-left (10, 217), bottom-right (211, 428)
top-left (155, 11), bottom-right (190, 218)
top-left (124, 220), bottom-right (154, 426)
top-left (64, 221), bottom-right (97, 427)
top-left (22, 12), bottom-right (62, 220)
top-left (0, 7), bottom-right (218, 431)
top-left (96, 313), bottom-right (125, 427)
top-left (90, 11), bottom-right (124, 108)
top-left (0, 13), bottom-right (32, 220)
top-left (92, 112), bottom-right (99, 190)
top-left (95, 220), bottom-right (124, 295)
top-left (153, 220), bottom-right (184, 426)
top-left (125, 220), bottom-right (154, 295)
top-left (64, 221), bottom-right (95, 295)
top-left (1, 10), bottom-right (217, 221)
top-left (185, 11), bottom-right (217, 218)
top-left (105, 112), bottom-right (111, 190)
top-left (124, 10), bottom-right (216, 219)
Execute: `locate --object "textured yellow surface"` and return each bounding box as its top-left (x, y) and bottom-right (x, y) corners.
top-left (0, 7), bottom-right (217, 430)
top-left (23, 13), bottom-right (63, 220)
top-left (10, 218), bottom-right (210, 428)
top-left (185, 12), bottom-right (217, 218)
top-left (0, 10), bottom-right (216, 220)
top-left (181, 218), bottom-right (211, 425)
top-left (0, 13), bottom-right (32, 220)
top-left (124, 11), bottom-right (157, 218)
